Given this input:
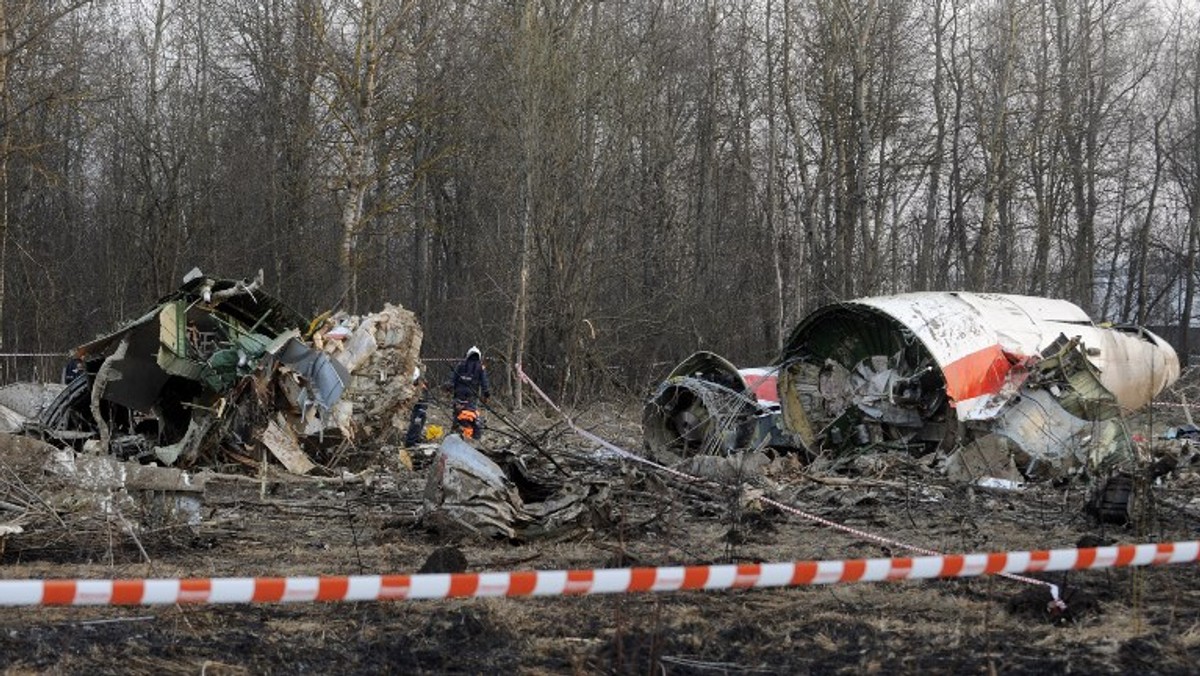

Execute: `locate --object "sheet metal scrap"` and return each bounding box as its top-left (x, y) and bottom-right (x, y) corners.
top-left (421, 435), bottom-right (529, 538)
top-left (776, 292), bottom-right (1180, 484)
top-left (420, 435), bottom-right (608, 540)
top-left (642, 351), bottom-right (795, 463)
top-left (28, 269), bottom-right (423, 473)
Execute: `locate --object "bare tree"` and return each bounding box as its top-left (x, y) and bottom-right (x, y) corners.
top-left (1167, 7), bottom-right (1200, 361)
top-left (0, 0), bottom-right (94, 348)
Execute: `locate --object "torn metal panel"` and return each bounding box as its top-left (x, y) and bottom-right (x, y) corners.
top-left (421, 435), bottom-right (528, 539)
top-left (93, 325), bottom-right (173, 413)
top-left (986, 388), bottom-right (1129, 479)
top-left (273, 334), bottom-right (350, 413)
top-left (420, 435), bottom-right (610, 540)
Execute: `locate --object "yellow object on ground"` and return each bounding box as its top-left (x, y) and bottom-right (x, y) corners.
top-left (425, 424), bottom-right (445, 442)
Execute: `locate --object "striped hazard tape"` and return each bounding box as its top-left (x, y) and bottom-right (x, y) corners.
top-left (1, 541), bottom-right (1197, 606)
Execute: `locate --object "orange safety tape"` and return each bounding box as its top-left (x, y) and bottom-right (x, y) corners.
top-left (1, 542), bottom-right (1196, 606)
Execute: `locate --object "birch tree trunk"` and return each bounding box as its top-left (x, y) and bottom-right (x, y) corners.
top-left (336, 0), bottom-right (380, 313)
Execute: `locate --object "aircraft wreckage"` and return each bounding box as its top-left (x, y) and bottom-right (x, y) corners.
top-left (642, 352), bottom-right (790, 463)
top-left (26, 268), bottom-right (423, 471)
top-left (645, 292), bottom-right (1180, 486)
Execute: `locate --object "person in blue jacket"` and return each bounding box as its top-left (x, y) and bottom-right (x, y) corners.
top-left (445, 346), bottom-right (490, 439)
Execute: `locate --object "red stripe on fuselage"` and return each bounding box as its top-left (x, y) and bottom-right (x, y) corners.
top-left (941, 344), bottom-right (1011, 403)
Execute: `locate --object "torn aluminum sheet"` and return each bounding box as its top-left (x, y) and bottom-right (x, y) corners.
top-left (642, 351), bottom-right (794, 462)
top-left (421, 434), bottom-right (529, 538)
top-left (420, 435), bottom-right (606, 540)
top-left (272, 332), bottom-right (351, 416)
top-left (776, 292), bottom-right (1180, 483)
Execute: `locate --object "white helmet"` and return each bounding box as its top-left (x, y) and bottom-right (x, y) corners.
top-left (411, 367), bottom-right (421, 383)
top-left (467, 346), bottom-right (481, 359)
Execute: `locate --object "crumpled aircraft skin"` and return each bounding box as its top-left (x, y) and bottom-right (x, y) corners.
top-left (779, 293), bottom-right (1177, 420)
top-left (775, 292), bottom-right (1179, 480)
top-left (645, 292), bottom-right (1180, 487)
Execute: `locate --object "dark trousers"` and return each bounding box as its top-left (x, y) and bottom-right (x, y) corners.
top-left (405, 401), bottom-right (428, 446)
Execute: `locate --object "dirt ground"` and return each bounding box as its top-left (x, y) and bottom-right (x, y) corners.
top-left (2, 397), bottom-right (1200, 675)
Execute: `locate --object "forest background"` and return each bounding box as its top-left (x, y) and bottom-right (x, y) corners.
top-left (0, 0), bottom-right (1197, 402)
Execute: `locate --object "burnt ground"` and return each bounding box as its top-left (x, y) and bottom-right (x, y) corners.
top-left (2, 400), bottom-right (1200, 675)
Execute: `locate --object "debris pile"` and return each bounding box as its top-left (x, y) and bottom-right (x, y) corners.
top-left (0, 269), bottom-right (431, 558)
top-left (315, 303), bottom-right (423, 439)
top-left (1, 433), bottom-right (204, 559)
top-left (27, 269), bottom-right (423, 474)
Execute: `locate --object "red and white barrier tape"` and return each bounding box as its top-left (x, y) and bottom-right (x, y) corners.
top-left (515, 364), bottom-right (1066, 605)
top-left (1, 541), bottom-right (1196, 606)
